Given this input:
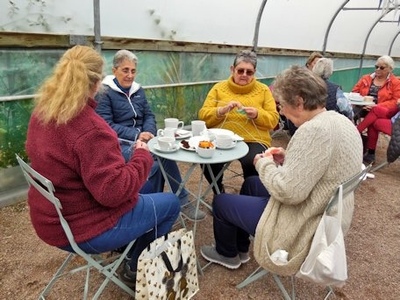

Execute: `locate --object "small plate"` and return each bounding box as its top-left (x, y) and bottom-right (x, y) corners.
top-left (175, 129), bottom-right (192, 140)
top-left (349, 96), bottom-right (364, 102)
top-left (216, 142), bottom-right (236, 150)
top-left (179, 140), bottom-right (196, 151)
top-left (153, 144), bottom-right (179, 153)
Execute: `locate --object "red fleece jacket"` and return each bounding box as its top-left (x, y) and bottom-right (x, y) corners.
top-left (26, 98), bottom-right (153, 247)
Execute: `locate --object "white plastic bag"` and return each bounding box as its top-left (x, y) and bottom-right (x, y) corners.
top-left (296, 185), bottom-right (347, 287)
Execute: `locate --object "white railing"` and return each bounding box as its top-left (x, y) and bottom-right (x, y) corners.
top-left (0, 77), bottom-right (274, 103)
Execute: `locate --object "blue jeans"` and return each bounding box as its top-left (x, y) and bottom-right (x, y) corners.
top-left (62, 193), bottom-right (180, 270)
top-left (213, 176), bottom-right (270, 257)
top-left (121, 143), bottom-right (190, 206)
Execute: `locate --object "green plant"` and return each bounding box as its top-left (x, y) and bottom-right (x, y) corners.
top-left (0, 99), bottom-right (33, 168)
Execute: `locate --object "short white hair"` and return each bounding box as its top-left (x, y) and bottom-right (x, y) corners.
top-left (113, 50), bottom-right (138, 68)
top-left (377, 55), bottom-right (394, 70)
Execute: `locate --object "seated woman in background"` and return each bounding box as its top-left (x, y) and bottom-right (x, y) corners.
top-left (312, 58), bottom-right (354, 119)
top-left (95, 49), bottom-right (205, 220)
top-left (352, 55), bottom-right (400, 164)
top-left (198, 50), bottom-right (279, 193)
top-left (359, 99), bottom-right (400, 164)
top-left (283, 51), bottom-right (324, 136)
top-left (25, 45), bottom-right (180, 287)
top-left (280, 57), bottom-right (354, 135)
top-left (305, 51), bottom-right (324, 70)
top-left (200, 66), bottom-right (362, 275)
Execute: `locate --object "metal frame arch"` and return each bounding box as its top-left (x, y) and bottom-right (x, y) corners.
top-left (358, 6), bottom-right (400, 78)
top-left (388, 30), bottom-right (400, 56)
top-left (252, 0), bottom-right (268, 53)
top-left (322, 0), bottom-right (350, 55)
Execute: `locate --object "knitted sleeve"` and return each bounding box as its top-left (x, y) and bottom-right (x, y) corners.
top-left (198, 82), bottom-right (225, 128)
top-left (256, 120), bottom-right (333, 205)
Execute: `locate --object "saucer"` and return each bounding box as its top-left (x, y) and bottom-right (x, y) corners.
top-left (208, 128), bottom-right (234, 136)
top-left (216, 142), bottom-right (236, 150)
top-left (175, 129), bottom-right (192, 140)
top-left (154, 144), bottom-right (179, 153)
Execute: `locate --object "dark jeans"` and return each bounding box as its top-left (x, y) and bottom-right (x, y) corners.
top-left (203, 142), bottom-right (267, 193)
top-left (212, 176), bottom-right (270, 257)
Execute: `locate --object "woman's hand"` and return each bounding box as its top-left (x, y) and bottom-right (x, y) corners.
top-left (363, 105), bottom-right (374, 111)
top-left (253, 147), bottom-right (285, 165)
top-left (134, 140), bottom-right (149, 151)
top-left (218, 101), bottom-right (242, 116)
top-left (240, 106), bottom-right (258, 119)
top-left (138, 132), bottom-right (154, 143)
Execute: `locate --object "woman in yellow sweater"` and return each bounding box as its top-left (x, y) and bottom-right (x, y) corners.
top-left (198, 50), bottom-right (279, 192)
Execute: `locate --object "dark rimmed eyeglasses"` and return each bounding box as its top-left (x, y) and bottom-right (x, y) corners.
top-left (375, 65), bottom-right (386, 70)
top-left (235, 68), bottom-right (255, 76)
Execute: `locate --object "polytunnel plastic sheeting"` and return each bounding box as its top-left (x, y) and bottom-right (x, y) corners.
top-left (3, 0), bottom-right (400, 57)
top-left (0, 48), bottom-right (378, 99)
top-left (0, 50), bottom-right (63, 97)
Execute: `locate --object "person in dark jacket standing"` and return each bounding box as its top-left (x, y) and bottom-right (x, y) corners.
top-left (95, 49), bottom-right (205, 221)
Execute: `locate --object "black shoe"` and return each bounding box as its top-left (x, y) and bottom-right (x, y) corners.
top-left (363, 153), bottom-right (375, 165)
top-left (117, 263), bottom-right (136, 290)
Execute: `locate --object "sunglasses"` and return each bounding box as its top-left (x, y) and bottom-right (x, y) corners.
top-left (235, 68), bottom-right (255, 76)
top-left (375, 65), bottom-right (386, 70)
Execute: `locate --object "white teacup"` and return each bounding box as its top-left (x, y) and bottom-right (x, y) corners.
top-left (157, 137), bottom-right (176, 151)
top-left (364, 96), bottom-right (374, 102)
top-left (191, 120), bottom-right (206, 136)
top-left (215, 134), bottom-right (236, 148)
top-left (164, 118), bottom-right (184, 130)
top-left (157, 127), bottom-right (176, 139)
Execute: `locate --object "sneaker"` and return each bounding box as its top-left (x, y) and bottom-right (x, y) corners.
top-left (117, 263), bottom-right (136, 290)
top-left (181, 202), bottom-right (206, 221)
top-left (363, 153), bottom-right (375, 165)
top-left (239, 251), bottom-right (250, 263)
top-left (200, 245), bottom-right (241, 269)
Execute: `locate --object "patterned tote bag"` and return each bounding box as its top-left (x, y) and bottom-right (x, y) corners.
top-left (135, 228), bottom-right (199, 299)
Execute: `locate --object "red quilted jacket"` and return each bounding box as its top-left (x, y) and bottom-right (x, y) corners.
top-left (352, 73), bottom-right (400, 110)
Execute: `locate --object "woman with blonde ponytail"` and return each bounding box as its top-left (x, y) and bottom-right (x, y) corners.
top-left (26, 45), bottom-right (180, 288)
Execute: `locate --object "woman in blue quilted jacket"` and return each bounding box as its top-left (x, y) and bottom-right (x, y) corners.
top-left (95, 49), bottom-right (206, 221)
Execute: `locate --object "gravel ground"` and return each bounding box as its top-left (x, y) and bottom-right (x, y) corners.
top-left (1, 133), bottom-right (399, 299)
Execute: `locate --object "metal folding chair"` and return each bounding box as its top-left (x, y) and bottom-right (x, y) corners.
top-left (15, 154), bottom-right (136, 299)
top-left (236, 165), bottom-right (371, 300)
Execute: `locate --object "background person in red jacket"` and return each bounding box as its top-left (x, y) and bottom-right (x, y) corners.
top-left (352, 55), bottom-right (400, 164)
top-left (25, 45), bottom-right (180, 288)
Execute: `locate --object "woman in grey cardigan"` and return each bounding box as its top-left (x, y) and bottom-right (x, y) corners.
top-left (201, 65), bottom-right (363, 276)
